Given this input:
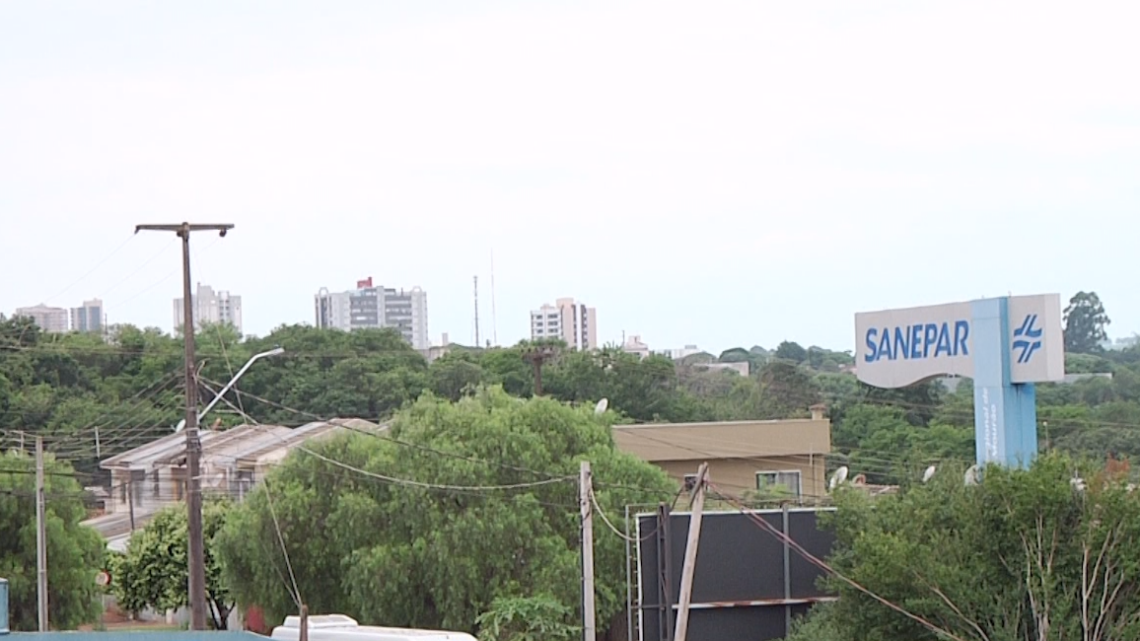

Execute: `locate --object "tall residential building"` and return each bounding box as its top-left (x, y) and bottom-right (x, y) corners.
top-left (173, 283), bottom-right (243, 334)
top-left (14, 304), bottom-right (69, 333)
top-left (530, 297), bottom-right (598, 350)
top-left (71, 298), bottom-right (105, 333)
top-left (314, 288), bottom-right (352, 331)
top-left (313, 277), bottom-right (429, 350)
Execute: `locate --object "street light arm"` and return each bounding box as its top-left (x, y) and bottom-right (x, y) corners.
top-left (174, 347), bottom-right (284, 432)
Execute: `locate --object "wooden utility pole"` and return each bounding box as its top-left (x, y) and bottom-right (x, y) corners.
top-left (674, 462), bottom-right (709, 641)
top-left (35, 436), bottom-right (48, 631)
top-left (299, 604), bottom-right (309, 641)
top-left (579, 460), bottom-right (596, 641)
top-left (523, 345), bottom-right (556, 396)
top-left (134, 222), bottom-right (233, 630)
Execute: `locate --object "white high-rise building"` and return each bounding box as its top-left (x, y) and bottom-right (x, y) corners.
top-left (314, 277), bottom-right (429, 350)
top-left (71, 298), bottom-right (105, 333)
top-left (530, 297), bottom-right (598, 350)
top-left (14, 304), bottom-right (69, 333)
top-left (174, 284), bottom-right (243, 334)
top-left (314, 288), bottom-right (352, 331)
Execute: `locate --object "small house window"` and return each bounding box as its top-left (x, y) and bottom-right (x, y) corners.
top-left (683, 474), bottom-right (700, 492)
top-left (756, 470), bottom-right (802, 497)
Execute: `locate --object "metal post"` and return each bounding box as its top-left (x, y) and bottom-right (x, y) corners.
top-left (655, 503), bottom-right (673, 641)
top-left (625, 504), bottom-right (633, 641)
top-left (782, 504), bottom-right (792, 636)
top-left (127, 481), bottom-right (136, 532)
top-left (673, 463), bottom-right (708, 641)
top-left (580, 461), bottom-right (596, 641)
top-left (35, 436), bottom-right (48, 631)
top-left (135, 222), bottom-right (232, 631)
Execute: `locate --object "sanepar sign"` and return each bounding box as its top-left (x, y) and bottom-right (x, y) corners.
top-left (855, 294), bottom-right (1065, 469)
top-left (855, 295), bottom-right (1064, 389)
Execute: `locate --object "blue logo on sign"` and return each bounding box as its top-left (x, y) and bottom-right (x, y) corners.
top-left (1012, 314), bottom-right (1042, 364)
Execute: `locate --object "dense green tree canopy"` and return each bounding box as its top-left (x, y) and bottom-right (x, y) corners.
top-left (0, 450), bottom-right (104, 631)
top-left (108, 499), bottom-right (234, 629)
top-left (790, 452), bottom-right (1140, 641)
top-left (215, 387), bottom-right (675, 634)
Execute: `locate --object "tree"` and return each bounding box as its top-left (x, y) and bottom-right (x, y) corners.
top-left (216, 386), bottom-right (677, 636)
top-left (108, 499), bottom-right (235, 629)
top-left (475, 595), bottom-right (579, 641)
top-left (789, 452), bottom-right (1140, 641)
top-left (1064, 291), bottom-right (1111, 354)
top-left (774, 340), bottom-right (808, 363)
top-left (0, 450), bottom-right (104, 631)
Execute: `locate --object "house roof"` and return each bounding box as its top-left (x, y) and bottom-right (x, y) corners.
top-left (100, 418), bottom-right (387, 471)
top-left (99, 428), bottom-right (223, 470)
top-left (233, 418), bottom-right (387, 465)
top-left (154, 424), bottom-right (293, 466)
top-left (613, 418), bottom-right (831, 463)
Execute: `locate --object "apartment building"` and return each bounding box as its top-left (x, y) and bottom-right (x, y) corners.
top-left (14, 303), bottom-right (69, 333)
top-left (173, 283), bottom-right (243, 334)
top-left (314, 287), bottom-right (352, 331)
top-left (530, 297), bottom-right (598, 350)
top-left (71, 298), bottom-right (105, 333)
top-left (314, 277), bottom-right (429, 350)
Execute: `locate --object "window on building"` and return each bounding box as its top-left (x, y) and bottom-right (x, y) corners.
top-left (756, 470), bottom-right (802, 497)
top-left (683, 473), bottom-right (702, 492)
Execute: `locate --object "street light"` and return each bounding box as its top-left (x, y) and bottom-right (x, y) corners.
top-left (175, 346), bottom-right (285, 432)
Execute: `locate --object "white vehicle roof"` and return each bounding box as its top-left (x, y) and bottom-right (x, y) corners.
top-left (269, 614), bottom-right (477, 641)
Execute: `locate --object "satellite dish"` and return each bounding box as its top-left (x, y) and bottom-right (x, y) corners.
top-left (923, 465), bottom-right (937, 483)
top-left (964, 465), bottom-right (979, 486)
top-left (594, 398), bottom-right (609, 415)
top-left (828, 465), bottom-right (849, 490)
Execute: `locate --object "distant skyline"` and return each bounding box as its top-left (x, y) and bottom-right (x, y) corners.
top-left (2, 1), bottom-right (1137, 355)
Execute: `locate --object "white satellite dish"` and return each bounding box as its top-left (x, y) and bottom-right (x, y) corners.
top-left (828, 465), bottom-right (849, 491)
top-left (964, 465), bottom-right (979, 486)
top-left (922, 465), bottom-right (937, 483)
top-left (594, 398), bottom-right (609, 415)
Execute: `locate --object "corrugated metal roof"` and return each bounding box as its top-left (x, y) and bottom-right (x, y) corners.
top-left (97, 419), bottom-right (386, 472)
top-left (233, 418), bottom-right (387, 464)
top-left (100, 429), bottom-right (222, 470)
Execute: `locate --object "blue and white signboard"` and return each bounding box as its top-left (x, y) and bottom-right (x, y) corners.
top-left (855, 294), bottom-right (1064, 468)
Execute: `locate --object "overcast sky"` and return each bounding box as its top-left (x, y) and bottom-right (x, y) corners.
top-left (1, 1), bottom-right (1137, 355)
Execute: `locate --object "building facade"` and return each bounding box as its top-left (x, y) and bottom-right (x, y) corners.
top-left (314, 287), bottom-right (352, 331)
top-left (14, 304), bottom-right (69, 333)
top-left (621, 334), bottom-right (651, 359)
top-left (613, 406), bottom-right (832, 499)
top-left (530, 297), bottom-right (598, 350)
top-left (173, 284), bottom-right (243, 334)
top-left (70, 298), bottom-right (104, 333)
top-left (314, 277), bottom-right (429, 350)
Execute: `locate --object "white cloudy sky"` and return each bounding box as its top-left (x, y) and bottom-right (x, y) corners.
top-left (1, 1), bottom-right (1137, 354)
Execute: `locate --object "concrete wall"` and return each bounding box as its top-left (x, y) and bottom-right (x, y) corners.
top-left (654, 455), bottom-right (825, 498)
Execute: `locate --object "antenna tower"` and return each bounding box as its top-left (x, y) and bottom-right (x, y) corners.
top-left (473, 275), bottom-right (481, 347)
top-left (490, 250), bottom-right (498, 347)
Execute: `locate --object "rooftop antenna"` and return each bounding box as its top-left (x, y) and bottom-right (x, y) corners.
top-left (473, 275), bottom-right (481, 347)
top-left (490, 250), bottom-right (498, 347)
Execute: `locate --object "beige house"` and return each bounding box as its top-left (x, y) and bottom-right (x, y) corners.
top-left (613, 406), bottom-right (831, 499)
top-left (86, 418), bottom-right (384, 548)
